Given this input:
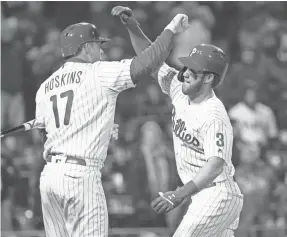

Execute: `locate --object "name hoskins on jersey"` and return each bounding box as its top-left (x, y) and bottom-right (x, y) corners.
top-left (36, 60), bottom-right (135, 168)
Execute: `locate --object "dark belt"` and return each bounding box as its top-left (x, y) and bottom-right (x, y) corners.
top-left (46, 155), bottom-right (86, 166)
top-left (205, 179), bottom-right (233, 189)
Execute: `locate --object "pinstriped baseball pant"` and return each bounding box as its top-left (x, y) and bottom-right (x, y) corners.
top-left (40, 162), bottom-right (108, 237)
top-left (173, 179), bottom-right (244, 237)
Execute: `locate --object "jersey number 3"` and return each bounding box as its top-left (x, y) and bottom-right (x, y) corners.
top-left (50, 90), bottom-right (74, 128)
top-left (216, 132), bottom-right (224, 147)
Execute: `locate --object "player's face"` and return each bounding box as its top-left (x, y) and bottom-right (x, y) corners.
top-left (181, 68), bottom-right (205, 96)
top-left (244, 89), bottom-right (257, 106)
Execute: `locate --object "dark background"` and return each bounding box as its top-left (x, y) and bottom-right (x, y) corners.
top-left (1, 1), bottom-right (287, 237)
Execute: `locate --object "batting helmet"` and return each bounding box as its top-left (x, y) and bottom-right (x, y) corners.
top-left (60, 22), bottom-right (110, 59)
top-left (177, 44), bottom-right (229, 87)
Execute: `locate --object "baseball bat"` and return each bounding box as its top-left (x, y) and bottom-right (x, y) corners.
top-left (0, 118), bottom-right (45, 138)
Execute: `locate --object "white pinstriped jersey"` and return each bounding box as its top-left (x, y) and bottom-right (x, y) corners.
top-left (155, 64), bottom-right (235, 184)
top-left (35, 60), bottom-right (134, 168)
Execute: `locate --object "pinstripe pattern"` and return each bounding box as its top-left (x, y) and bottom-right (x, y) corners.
top-left (36, 59), bottom-right (134, 237)
top-left (36, 59), bottom-right (134, 163)
top-left (40, 162), bottom-right (108, 237)
top-left (154, 64), bottom-right (243, 236)
top-left (169, 93), bottom-right (235, 184)
top-left (173, 180), bottom-right (243, 237)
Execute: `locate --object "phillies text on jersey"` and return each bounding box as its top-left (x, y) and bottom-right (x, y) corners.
top-left (153, 63), bottom-right (243, 237)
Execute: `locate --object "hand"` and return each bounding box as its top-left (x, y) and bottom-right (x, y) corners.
top-left (165, 14), bottom-right (189, 34)
top-left (151, 190), bottom-right (184, 214)
top-left (111, 6), bottom-right (139, 26)
top-left (111, 124), bottom-right (119, 140)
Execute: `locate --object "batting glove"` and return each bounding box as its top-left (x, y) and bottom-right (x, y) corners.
top-left (151, 190), bottom-right (184, 214)
top-left (165, 14), bottom-right (189, 34)
top-left (111, 6), bottom-right (140, 26)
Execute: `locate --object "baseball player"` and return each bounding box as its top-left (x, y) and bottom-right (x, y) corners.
top-left (35, 15), bottom-right (188, 237)
top-left (229, 81), bottom-right (278, 148)
top-left (112, 6), bottom-right (243, 237)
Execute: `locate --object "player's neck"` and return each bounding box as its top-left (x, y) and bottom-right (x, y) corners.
top-left (244, 101), bottom-right (257, 110)
top-left (188, 88), bottom-right (213, 105)
top-left (66, 57), bottom-right (88, 63)
top-left (66, 54), bottom-right (91, 63)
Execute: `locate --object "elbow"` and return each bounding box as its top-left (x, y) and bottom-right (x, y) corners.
top-left (215, 165), bottom-right (224, 176)
top-left (130, 56), bottom-right (155, 79)
top-left (208, 157), bottom-right (225, 177)
top-left (209, 165), bottom-right (223, 181)
top-left (215, 160), bottom-right (225, 177)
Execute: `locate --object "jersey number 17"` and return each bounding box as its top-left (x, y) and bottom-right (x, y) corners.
top-left (50, 90), bottom-right (74, 128)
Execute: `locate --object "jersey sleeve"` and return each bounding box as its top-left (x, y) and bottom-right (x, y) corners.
top-left (203, 120), bottom-right (233, 162)
top-left (96, 59), bottom-right (135, 93)
top-left (152, 63), bottom-right (182, 100)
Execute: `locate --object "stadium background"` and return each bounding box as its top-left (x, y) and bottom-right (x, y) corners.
top-left (1, 1), bottom-right (287, 237)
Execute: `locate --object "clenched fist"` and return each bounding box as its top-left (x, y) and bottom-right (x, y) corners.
top-left (165, 14), bottom-right (189, 34)
top-left (111, 6), bottom-right (139, 26)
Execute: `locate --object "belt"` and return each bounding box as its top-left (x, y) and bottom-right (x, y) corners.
top-left (46, 155), bottom-right (86, 166)
top-left (204, 178), bottom-right (236, 190)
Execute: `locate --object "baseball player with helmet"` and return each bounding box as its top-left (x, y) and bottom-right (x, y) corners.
top-left (35, 15), bottom-right (189, 237)
top-left (112, 6), bottom-right (243, 237)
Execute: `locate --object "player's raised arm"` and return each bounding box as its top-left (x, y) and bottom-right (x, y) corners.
top-left (112, 6), bottom-right (151, 56)
top-left (128, 13), bottom-right (187, 83)
top-left (98, 11), bottom-right (187, 93)
top-left (111, 6), bottom-right (182, 96)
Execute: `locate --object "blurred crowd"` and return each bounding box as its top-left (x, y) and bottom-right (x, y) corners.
top-left (1, 2), bottom-right (287, 237)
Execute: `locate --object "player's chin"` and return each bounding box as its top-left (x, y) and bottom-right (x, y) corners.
top-left (182, 83), bottom-right (190, 95)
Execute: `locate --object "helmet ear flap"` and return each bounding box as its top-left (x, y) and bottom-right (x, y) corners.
top-left (177, 67), bottom-right (188, 82)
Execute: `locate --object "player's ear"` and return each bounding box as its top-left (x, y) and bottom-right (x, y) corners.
top-left (77, 43), bottom-right (88, 56)
top-left (82, 43), bottom-right (94, 55)
top-left (82, 43), bottom-right (90, 53)
top-left (204, 73), bottom-right (214, 85)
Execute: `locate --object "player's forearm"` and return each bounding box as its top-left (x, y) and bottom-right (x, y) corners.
top-left (126, 24), bottom-right (152, 56)
top-left (177, 157), bottom-right (224, 199)
top-left (130, 29), bottom-right (174, 82)
top-left (127, 24), bottom-right (178, 85)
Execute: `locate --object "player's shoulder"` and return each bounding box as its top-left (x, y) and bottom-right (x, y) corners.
top-left (257, 102), bottom-right (274, 114)
top-left (203, 94), bottom-right (232, 128)
top-left (94, 59), bottom-right (132, 78)
top-left (35, 67), bottom-right (63, 101)
top-left (159, 63), bottom-right (179, 76)
top-left (35, 74), bottom-right (52, 100)
top-left (96, 59), bottom-right (132, 68)
top-left (205, 93), bottom-right (229, 116)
